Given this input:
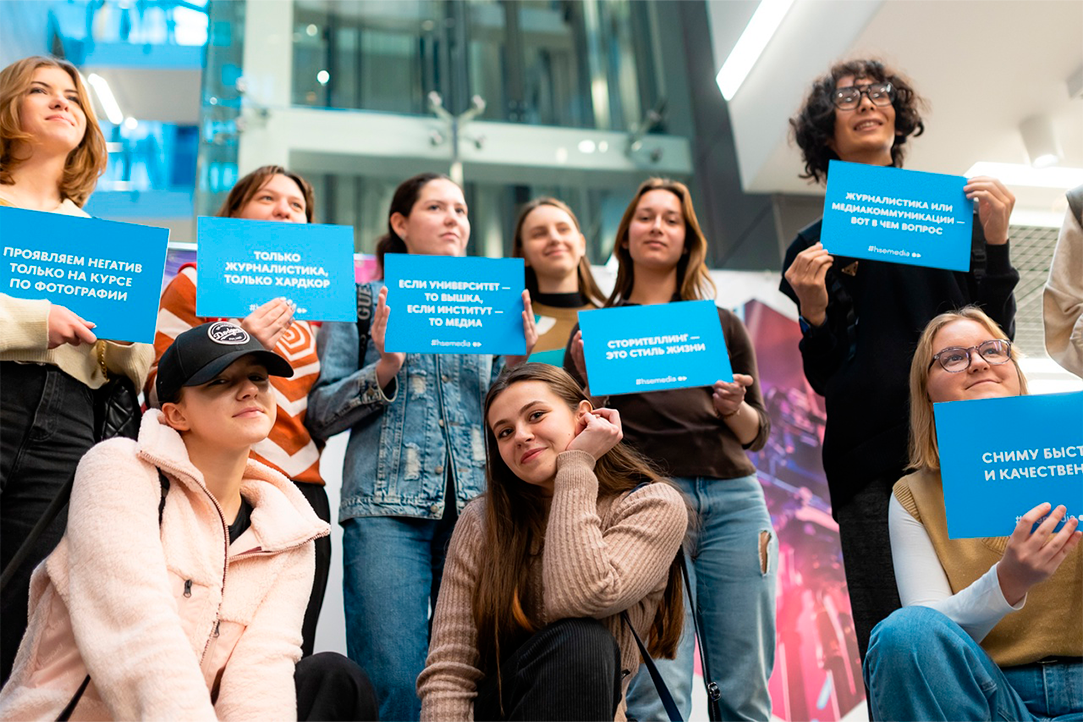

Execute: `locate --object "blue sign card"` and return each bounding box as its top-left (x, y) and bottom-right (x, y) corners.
top-left (383, 253), bottom-right (526, 355)
top-left (821, 160), bottom-right (973, 271)
top-left (578, 300), bottom-right (732, 396)
top-left (195, 216), bottom-right (357, 322)
top-left (0, 206), bottom-right (169, 343)
top-left (934, 391), bottom-right (1083, 539)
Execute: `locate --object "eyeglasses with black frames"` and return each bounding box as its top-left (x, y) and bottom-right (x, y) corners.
top-left (929, 339), bottom-right (1013, 373)
top-left (832, 82), bottom-right (895, 111)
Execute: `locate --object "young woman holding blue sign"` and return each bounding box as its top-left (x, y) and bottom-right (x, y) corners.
top-left (147, 165), bottom-right (332, 657)
top-left (512, 198), bottom-right (606, 360)
top-left (863, 306), bottom-right (1082, 721)
top-left (418, 362), bottom-right (687, 721)
top-left (779, 59), bottom-right (1020, 660)
top-left (0, 56), bottom-right (154, 684)
top-left (566, 178), bottom-right (775, 721)
top-left (307, 172), bottom-right (537, 721)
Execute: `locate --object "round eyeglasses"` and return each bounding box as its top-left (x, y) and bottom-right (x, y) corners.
top-left (832, 82), bottom-right (895, 111)
top-left (929, 339), bottom-right (1013, 373)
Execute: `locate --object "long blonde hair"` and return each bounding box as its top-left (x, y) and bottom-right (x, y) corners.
top-left (608, 178), bottom-right (716, 305)
top-left (908, 306), bottom-right (1027, 471)
top-left (0, 56), bottom-right (107, 206)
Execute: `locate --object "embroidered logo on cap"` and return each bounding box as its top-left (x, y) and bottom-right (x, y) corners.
top-left (207, 321), bottom-right (250, 345)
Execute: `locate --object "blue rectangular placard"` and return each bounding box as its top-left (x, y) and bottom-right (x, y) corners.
top-left (934, 391), bottom-right (1083, 539)
top-left (195, 216), bottom-right (357, 322)
top-left (578, 300), bottom-right (732, 396)
top-left (821, 160), bottom-right (973, 271)
top-left (0, 206), bottom-right (168, 343)
top-left (384, 254), bottom-right (525, 355)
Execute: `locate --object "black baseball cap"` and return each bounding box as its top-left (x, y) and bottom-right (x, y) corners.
top-left (156, 321), bottom-right (294, 405)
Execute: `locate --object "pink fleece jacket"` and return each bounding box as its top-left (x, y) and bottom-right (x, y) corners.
top-left (0, 410), bottom-right (329, 721)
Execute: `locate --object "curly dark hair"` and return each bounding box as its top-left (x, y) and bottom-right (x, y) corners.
top-left (790, 59), bottom-right (927, 185)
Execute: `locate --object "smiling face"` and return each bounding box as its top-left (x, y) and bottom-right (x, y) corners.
top-left (828, 75), bottom-right (897, 165)
top-left (487, 380), bottom-right (590, 492)
top-left (925, 319), bottom-right (1021, 403)
top-left (391, 178), bottom-right (470, 257)
top-left (19, 66), bottom-right (87, 156)
top-left (518, 204), bottom-right (586, 289)
top-left (235, 173), bottom-right (308, 223)
top-left (625, 189), bottom-right (686, 273)
top-left (163, 356), bottom-right (277, 449)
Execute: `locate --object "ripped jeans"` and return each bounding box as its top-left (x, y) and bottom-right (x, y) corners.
top-left (626, 474), bottom-right (777, 722)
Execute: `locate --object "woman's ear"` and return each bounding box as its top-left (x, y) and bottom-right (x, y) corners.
top-left (160, 402), bottom-right (190, 432)
top-left (390, 212), bottom-right (408, 242)
top-left (576, 399), bottom-right (593, 419)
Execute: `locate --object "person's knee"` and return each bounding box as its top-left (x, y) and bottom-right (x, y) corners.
top-left (867, 605), bottom-right (958, 670)
top-left (296, 652), bottom-right (378, 721)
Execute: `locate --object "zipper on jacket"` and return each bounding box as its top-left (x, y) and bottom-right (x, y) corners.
top-left (183, 579), bottom-right (193, 597)
top-left (213, 620), bottom-right (221, 638)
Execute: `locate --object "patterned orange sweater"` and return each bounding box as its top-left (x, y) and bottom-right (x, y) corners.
top-left (147, 264), bottom-right (324, 484)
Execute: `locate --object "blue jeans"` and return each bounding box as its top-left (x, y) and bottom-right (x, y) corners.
top-left (864, 606), bottom-right (1083, 721)
top-left (626, 474), bottom-right (778, 721)
top-left (342, 505), bottom-right (457, 722)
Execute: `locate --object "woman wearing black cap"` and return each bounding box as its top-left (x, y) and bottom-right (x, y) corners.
top-left (0, 322), bottom-right (377, 722)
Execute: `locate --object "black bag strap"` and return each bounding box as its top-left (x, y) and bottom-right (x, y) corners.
top-left (1067, 184), bottom-right (1083, 228)
top-left (356, 282), bottom-right (374, 363)
top-left (55, 471), bottom-right (170, 721)
top-left (622, 481), bottom-right (722, 721)
top-left (621, 610), bottom-right (682, 722)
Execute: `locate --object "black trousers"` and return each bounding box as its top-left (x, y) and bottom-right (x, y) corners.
top-left (835, 473), bottom-right (903, 662)
top-left (295, 651), bottom-right (379, 721)
top-left (292, 481), bottom-right (331, 658)
top-left (474, 618), bottom-right (623, 722)
top-left (1, 363), bottom-right (96, 686)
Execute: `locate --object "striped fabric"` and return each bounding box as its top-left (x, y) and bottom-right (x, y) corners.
top-left (147, 265), bottom-right (324, 484)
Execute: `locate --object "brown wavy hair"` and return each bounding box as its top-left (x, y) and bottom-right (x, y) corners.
top-left (790, 58), bottom-right (927, 185)
top-left (608, 178), bottom-right (716, 305)
top-left (512, 197), bottom-right (606, 307)
top-left (374, 172), bottom-right (455, 279)
top-left (0, 56), bottom-right (107, 206)
top-left (908, 307), bottom-right (1027, 472)
top-left (474, 363), bottom-right (686, 680)
top-left (215, 165), bottom-right (315, 222)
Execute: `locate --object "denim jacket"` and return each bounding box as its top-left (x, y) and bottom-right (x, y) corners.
top-left (307, 281), bottom-right (501, 521)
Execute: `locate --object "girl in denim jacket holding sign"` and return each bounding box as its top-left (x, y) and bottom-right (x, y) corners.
top-left (308, 172), bottom-right (536, 721)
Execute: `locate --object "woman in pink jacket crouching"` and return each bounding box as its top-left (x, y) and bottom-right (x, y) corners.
top-left (0, 322), bottom-right (377, 721)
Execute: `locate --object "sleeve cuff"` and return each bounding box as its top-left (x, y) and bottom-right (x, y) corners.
top-left (359, 365), bottom-right (397, 405)
top-left (556, 449), bottom-right (597, 471)
top-left (985, 241), bottom-right (1013, 274)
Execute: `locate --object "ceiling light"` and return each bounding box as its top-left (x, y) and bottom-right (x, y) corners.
top-left (715, 0), bottom-right (795, 101)
top-left (317, 70), bottom-right (329, 85)
top-left (964, 162), bottom-right (1083, 189)
top-left (86, 73), bottom-right (124, 125)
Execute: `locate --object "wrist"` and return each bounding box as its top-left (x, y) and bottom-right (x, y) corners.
top-left (717, 402), bottom-right (742, 420)
top-left (799, 308), bottom-right (826, 328)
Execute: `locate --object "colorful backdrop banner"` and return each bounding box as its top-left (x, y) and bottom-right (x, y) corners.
top-left (0, 206), bottom-right (169, 343)
top-left (578, 300), bottom-right (732, 396)
top-left (935, 391), bottom-right (1083, 538)
top-left (383, 253), bottom-right (526, 355)
top-left (195, 216), bottom-right (357, 322)
top-left (821, 161), bottom-right (973, 271)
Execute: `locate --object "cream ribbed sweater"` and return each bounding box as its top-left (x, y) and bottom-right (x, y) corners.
top-left (0, 196), bottom-right (154, 388)
top-left (418, 450), bottom-right (688, 721)
top-left (1043, 204), bottom-right (1083, 378)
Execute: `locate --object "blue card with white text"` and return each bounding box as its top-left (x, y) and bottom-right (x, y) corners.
top-left (0, 206), bottom-right (168, 343)
top-left (821, 161), bottom-right (973, 271)
top-left (384, 253), bottom-right (525, 355)
top-left (934, 391), bottom-right (1083, 539)
top-left (195, 216), bottom-right (356, 322)
top-left (578, 300), bottom-right (732, 396)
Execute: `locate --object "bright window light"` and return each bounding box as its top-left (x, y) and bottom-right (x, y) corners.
top-left (86, 73), bottom-right (124, 125)
top-left (716, 0), bottom-right (795, 101)
top-left (965, 162), bottom-right (1083, 189)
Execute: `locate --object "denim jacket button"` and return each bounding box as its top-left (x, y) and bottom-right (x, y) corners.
top-left (437, 418), bottom-right (444, 427)
top-left (430, 503), bottom-right (441, 514)
top-left (435, 465), bottom-right (444, 475)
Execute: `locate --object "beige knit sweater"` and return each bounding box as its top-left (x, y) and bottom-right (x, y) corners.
top-left (417, 450), bottom-right (688, 721)
top-left (0, 196), bottom-right (154, 388)
top-left (1043, 204), bottom-right (1083, 378)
